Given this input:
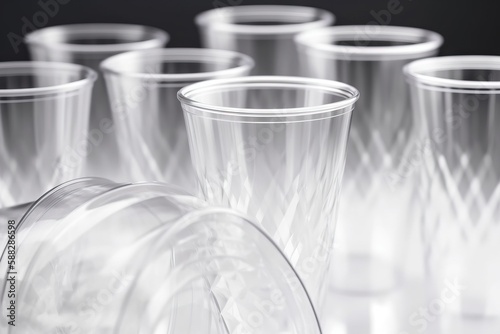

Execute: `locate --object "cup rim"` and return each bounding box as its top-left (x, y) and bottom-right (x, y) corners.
top-left (16, 178), bottom-right (319, 334)
top-left (138, 206), bottom-right (322, 334)
top-left (25, 23), bottom-right (169, 54)
top-left (177, 76), bottom-right (359, 118)
top-left (295, 25), bottom-right (443, 61)
top-left (404, 55), bottom-right (500, 90)
top-left (0, 62), bottom-right (97, 97)
top-left (100, 48), bottom-right (255, 82)
top-left (195, 5), bottom-right (335, 36)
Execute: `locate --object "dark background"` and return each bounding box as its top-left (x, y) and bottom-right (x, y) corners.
top-left (0, 0), bottom-right (498, 61)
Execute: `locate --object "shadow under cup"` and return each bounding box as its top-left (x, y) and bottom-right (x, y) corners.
top-left (405, 56), bottom-right (500, 333)
top-left (178, 76), bottom-right (359, 310)
top-left (296, 26), bottom-right (443, 294)
top-left (0, 62), bottom-right (96, 208)
top-left (101, 48), bottom-right (254, 191)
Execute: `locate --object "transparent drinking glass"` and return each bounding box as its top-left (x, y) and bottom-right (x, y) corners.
top-left (0, 61), bottom-right (96, 208)
top-left (405, 56), bottom-right (500, 334)
top-left (101, 48), bottom-right (254, 191)
top-left (196, 5), bottom-right (334, 76)
top-left (296, 25), bottom-right (443, 293)
top-left (25, 24), bottom-right (169, 181)
top-left (178, 76), bottom-right (359, 310)
top-left (0, 178), bottom-right (320, 334)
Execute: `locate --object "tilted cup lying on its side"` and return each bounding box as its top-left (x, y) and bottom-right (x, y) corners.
top-left (0, 61), bottom-right (96, 208)
top-left (25, 24), bottom-right (169, 181)
top-left (196, 5), bottom-right (334, 75)
top-left (101, 48), bottom-right (254, 191)
top-left (0, 178), bottom-right (321, 334)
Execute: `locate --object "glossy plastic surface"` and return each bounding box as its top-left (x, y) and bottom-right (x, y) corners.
top-left (0, 178), bottom-right (321, 334)
top-left (179, 76), bottom-right (358, 311)
top-left (25, 24), bottom-right (169, 181)
top-left (0, 61), bottom-right (96, 208)
top-left (101, 48), bottom-right (254, 191)
top-left (196, 5), bottom-right (334, 75)
top-left (405, 56), bottom-right (500, 334)
top-left (297, 25), bottom-right (443, 293)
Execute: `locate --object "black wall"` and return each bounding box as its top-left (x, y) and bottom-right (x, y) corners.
top-left (0, 0), bottom-right (498, 61)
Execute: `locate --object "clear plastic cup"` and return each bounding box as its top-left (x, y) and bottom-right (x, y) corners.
top-left (178, 75), bottom-right (359, 311)
top-left (25, 24), bottom-right (169, 181)
top-left (0, 61), bottom-right (96, 208)
top-left (101, 48), bottom-right (254, 191)
top-left (196, 5), bottom-right (334, 75)
top-left (0, 178), bottom-right (321, 334)
top-left (296, 26), bottom-right (443, 293)
top-left (405, 56), bottom-right (500, 334)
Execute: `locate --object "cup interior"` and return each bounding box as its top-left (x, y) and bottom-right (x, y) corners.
top-left (404, 56), bottom-right (500, 90)
top-left (296, 26), bottom-right (443, 60)
top-left (216, 6), bottom-right (330, 25)
top-left (410, 63), bottom-right (500, 81)
top-left (0, 65), bottom-right (87, 89)
top-left (25, 24), bottom-right (168, 53)
top-left (196, 6), bottom-right (334, 34)
top-left (0, 62), bottom-right (96, 96)
top-left (101, 49), bottom-right (253, 77)
top-left (41, 27), bottom-right (157, 45)
top-left (186, 83), bottom-right (350, 109)
top-left (178, 76), bottom-right (359, 118)
top-left (315, 29), bottom-right (433, 47)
